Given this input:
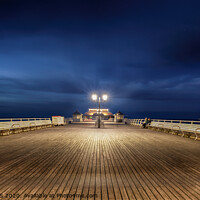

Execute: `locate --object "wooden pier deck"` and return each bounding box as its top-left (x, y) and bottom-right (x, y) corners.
top-left (0, 125), bottom-right (200, 200)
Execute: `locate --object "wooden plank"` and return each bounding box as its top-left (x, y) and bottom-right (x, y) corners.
top-left (0, 125), bottom-right (199, 200)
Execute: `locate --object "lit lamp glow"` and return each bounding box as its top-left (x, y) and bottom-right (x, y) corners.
top-left (102, 94), bottom-right (108, 101)
top-left (90, 93), bottom-right (109, 128)
top-left (91, 94), bottom-right (97, 101)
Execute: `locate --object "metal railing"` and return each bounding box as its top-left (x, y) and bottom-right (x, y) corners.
top-left (128, 118), bottom-right (200, 140)
top-left (0, 118), bottom-right (52, 135)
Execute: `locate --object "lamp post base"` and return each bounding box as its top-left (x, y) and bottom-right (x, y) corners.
top-left (98, 118), bottom-right (101, 128)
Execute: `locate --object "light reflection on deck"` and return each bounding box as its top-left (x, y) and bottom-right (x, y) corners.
top-left (0, 125), bottom-right (200, 200)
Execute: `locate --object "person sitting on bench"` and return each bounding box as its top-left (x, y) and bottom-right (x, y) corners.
top-left (142, 118), bottom-right (148, 128)
top-left (148, 118), bottom-right (151, 125)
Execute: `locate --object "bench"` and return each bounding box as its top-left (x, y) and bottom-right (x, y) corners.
top-left (0, 127), bottom-right (10, 136)
top-left (129, 119), bottom-right (200, 140)
top-left (180, 126), bottom-right (200, 140)
top-left (0, 118), bottom-right (53, 136)
top-left (130, 119), bottom-right (145, 127)
top-left (149, 122), bottom-right (200, 140)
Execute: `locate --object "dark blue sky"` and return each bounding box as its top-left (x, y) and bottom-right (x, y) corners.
top-left (0, 0), bottom-right (200, 119)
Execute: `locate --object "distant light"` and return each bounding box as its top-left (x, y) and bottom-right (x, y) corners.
top-left (102, 94), bottom-right (108, 101)
top-left (91, 94), bottom-right (97, 101)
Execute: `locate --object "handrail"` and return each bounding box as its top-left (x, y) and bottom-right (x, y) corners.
top-left (0, 118), bottom-right (51, 122)
top-left (128, 118), bottom-right (200, 124)
top-left (0, 118), bottom-right (52, 136)
top-left (129, 118), bottom-right (200, 140)
top-left (0, 118), bottom-right (51, 130)
top-left (152, 119), bottom-right (200, 124)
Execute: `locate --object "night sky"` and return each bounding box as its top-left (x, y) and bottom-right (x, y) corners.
top-left (1, 0), bottom-right (200, 119)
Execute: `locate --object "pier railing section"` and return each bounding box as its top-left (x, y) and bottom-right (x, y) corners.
top-left (0, 118), bottom-right (52, 136)
top-left (128, 119), bottom-right (200, 140)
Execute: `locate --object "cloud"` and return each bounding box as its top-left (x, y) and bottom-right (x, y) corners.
top-left (1, 0), bottom-right (200, 118)
top-left (162, 31), bottom-right (200, 65)
top-left (0, 101), bottom-right (75, 118)
top-left (0, 76), bottom-right (85, 96)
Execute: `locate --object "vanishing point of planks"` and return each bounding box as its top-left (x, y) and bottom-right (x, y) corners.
top-left (0, 124), bottom-right (200, 200)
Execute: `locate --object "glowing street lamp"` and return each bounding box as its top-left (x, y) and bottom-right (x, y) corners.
top-left (91, 94), bottom-right (108, 128)
top-left (91, 94), bottom-right (98, 101)
top-left (102, 94), bottom-right (108, 101)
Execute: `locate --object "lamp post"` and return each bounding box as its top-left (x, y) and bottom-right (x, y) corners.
top-left (91, 94), bottom-right (108, 128)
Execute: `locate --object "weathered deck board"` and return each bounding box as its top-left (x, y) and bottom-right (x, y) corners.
top-left (0, 125), bottom-right (200, 200)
